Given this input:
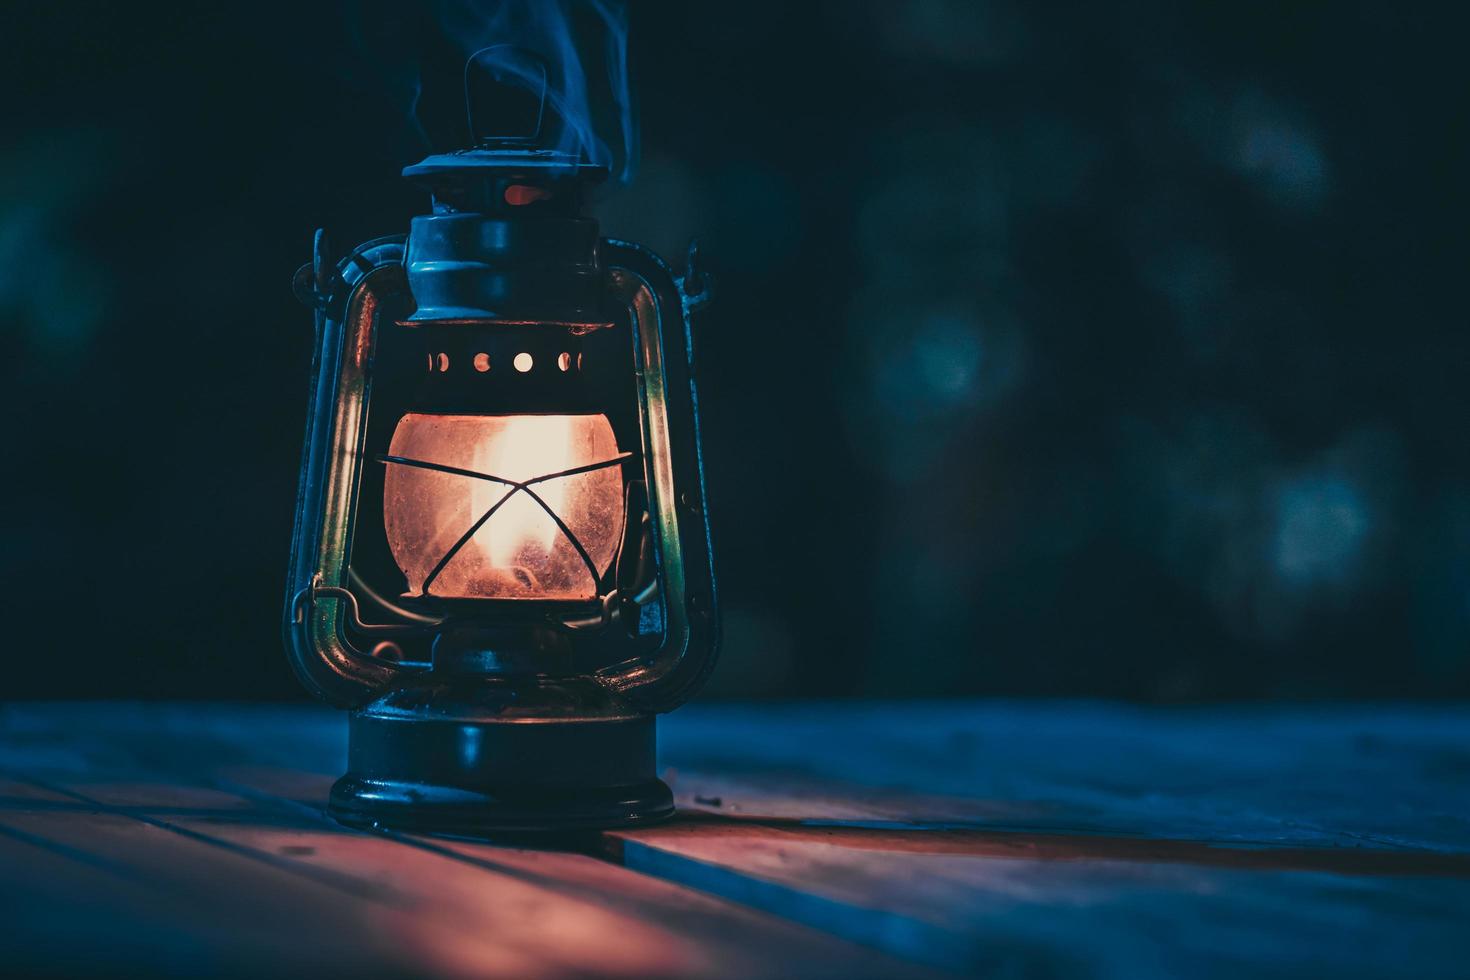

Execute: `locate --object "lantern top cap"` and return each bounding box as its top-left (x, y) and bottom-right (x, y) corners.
top-left (401, 143), bottom-right (608, 183)
top-left (403, 46), bottom-right (610, 185)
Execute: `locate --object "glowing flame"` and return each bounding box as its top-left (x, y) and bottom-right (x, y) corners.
top-left (476, 414), bottom-right (572, 564)
top-left (383, 413), bottom-right (624, 600)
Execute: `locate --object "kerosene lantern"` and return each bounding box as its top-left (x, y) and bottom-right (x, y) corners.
top-left (284, 59), bottom-right (717, 833)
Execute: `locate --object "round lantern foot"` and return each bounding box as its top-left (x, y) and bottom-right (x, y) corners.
top-left (328, 774), bottom-right (675, 836)
top-left (327, 690), bottom-right (675, 835)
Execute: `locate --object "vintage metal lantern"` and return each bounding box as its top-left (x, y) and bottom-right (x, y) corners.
top-left (284, 69), bottom-right (717, 833)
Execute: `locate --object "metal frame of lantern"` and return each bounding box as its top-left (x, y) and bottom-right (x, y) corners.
top-left (283, 143), bottom-right (718, 832)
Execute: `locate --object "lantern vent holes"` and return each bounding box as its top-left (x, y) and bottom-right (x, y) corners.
top-left (420, 346), bottom-right (585, 387)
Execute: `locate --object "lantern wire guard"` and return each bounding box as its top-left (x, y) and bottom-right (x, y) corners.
top-left (375, 448), bottom-right (637, 598)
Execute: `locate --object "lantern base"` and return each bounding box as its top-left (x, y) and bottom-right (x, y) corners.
top-left (328, 691), bottom-right (674, 835)
top-left (329, 774), bottom-right (674, 836)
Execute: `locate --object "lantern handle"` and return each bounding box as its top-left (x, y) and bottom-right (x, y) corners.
top-left (464, 45), bottom-right (548, 146)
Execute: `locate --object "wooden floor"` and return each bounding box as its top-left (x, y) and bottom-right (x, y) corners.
top-left (1, 702), bottom-right (1467, 978)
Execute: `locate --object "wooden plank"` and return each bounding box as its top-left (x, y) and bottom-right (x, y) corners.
top-left (655, 702), bottom-right (1470, 852)
top-left (213, 764), bottom-right (947, 978)
top-left (0, 806), bottom-right (437, 976)
top-left (600, 703), bottom-right (1470, 975)
top-left (607, 814), bottom-right (1470, 977)
top-left (0, 703), bottom-right (948, 979)
top-left (8, 701), bottom-right (1470, 977)
top-left (0, 819), bottom-right (216, 977)
top-left (409, 833), bottom-right (945, 979)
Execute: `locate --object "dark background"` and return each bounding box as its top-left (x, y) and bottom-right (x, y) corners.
top-left (2, 2), bottom-right (1465, 701)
